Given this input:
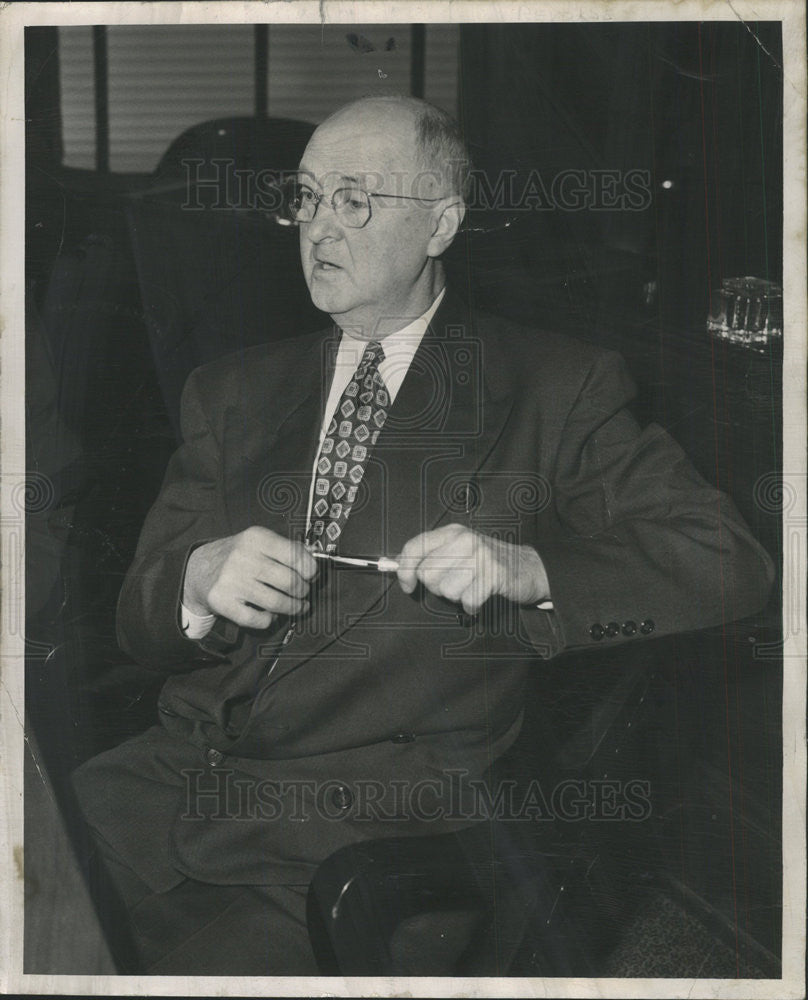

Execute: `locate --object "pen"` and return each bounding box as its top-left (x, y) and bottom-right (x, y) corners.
top-left (310, 551), bottom-right (400, 573)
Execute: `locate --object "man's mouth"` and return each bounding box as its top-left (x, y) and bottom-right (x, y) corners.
top-left (314, 260), bottom-right (341, 271)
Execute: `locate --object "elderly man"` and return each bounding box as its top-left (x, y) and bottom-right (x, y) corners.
top-left (74, 96), bottom-right (773, 974)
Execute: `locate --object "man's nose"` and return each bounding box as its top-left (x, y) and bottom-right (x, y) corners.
top-left (304, 198), bottom-right (342, 243)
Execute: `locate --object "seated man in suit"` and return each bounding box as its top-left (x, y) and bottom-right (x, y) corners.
top-left (73, 95), bottom-right (774, 975)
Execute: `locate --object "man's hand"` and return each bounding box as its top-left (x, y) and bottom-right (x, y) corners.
top-left (183, 526), bottom-right (318, 629)
top-left (396, 523), bottom-right (550, 614)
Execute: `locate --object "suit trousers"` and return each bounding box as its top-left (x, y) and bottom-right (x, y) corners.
top-left (86, 825), bottom-right (318, 976)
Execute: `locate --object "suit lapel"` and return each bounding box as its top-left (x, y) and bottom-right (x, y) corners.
top-left (258, 290), bottom-right (516, 688)
top-left (384, 291), bottom-right (516, 546)
top-left (223, 330), bottom-right (337, 536)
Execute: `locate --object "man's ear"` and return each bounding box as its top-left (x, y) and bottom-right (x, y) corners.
top-left (427, 199), bottom-right (466, 258)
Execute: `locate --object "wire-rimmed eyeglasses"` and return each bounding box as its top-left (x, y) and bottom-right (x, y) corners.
top-left (284, 181), bottom-right (445, 229)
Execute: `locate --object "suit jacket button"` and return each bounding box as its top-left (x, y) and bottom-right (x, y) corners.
top-left (605, 621), bottom-right (620, 637)
top-left (640, 619), bottom-right (656, 635)
top-left (589, 623), bottom-right (605, 641)
top-left (205, 747), bottom-right (225, 766)
top-left (622, 620), bottom-right (637, 636)
top-left (390, 732), bottom-right (415, 744)
top-left (330, 785), bottom-right (353, 812)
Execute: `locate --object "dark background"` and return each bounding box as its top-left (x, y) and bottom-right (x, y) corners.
top-left (24, 21), bottom-right (784, 976)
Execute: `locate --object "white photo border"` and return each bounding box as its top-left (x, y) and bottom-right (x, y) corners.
top-left (1, 2), bottom-right (805, 997)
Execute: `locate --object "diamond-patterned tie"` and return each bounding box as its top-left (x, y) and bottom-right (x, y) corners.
top-left (307, 340), bottom-right (389, 553)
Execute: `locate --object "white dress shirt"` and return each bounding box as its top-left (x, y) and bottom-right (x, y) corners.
top-left (181, 288), bottom-right (446, 639)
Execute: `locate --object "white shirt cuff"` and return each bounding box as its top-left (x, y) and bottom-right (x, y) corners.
top-left (180, 604), bottom-right (216, 639)
top-left (536, 600), bottom-right (554, 611)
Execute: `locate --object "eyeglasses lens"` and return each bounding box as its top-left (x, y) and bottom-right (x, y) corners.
top-left (286, 183), bottom-right (316, 223)
top-left (332, 188), bottom-right (371, 227)
top-left (285, 183), bottom-right (371, 227)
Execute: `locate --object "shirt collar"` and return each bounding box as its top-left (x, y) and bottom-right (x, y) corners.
top-left (337, 287), bottom-right (446, 368)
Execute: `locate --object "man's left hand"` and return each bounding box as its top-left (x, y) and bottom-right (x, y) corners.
top-left (396, 523), bottom-right (550, 614)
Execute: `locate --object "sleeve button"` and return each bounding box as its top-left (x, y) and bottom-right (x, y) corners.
top-left (622, 620), bottom-right (637, 636)
top-left (605, 621), bottom-right (620, 637)
top-left (640, 619), bottom-right (656, 635)
top-left (589, 623), bottom-right (605, 641)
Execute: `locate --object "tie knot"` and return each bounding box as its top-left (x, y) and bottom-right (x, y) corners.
top-left (359, 340), bottom-right (385, 372)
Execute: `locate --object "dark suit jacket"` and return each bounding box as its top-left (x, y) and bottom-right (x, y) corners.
top-left (73, 289), bottom-right (774, 892)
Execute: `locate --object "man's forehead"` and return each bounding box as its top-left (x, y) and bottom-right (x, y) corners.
top-left (294, 166), bottom-right (398, 193)
top-left (299, 112), bottom-right (421, 187)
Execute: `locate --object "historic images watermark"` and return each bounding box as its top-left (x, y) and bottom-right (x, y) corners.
top-left (179, 767), bottom-right (653, 824)
top-left (177, 161), bottom-right (653, 214)
top-left (2, 471), bottom-right (60, 660)
top-left (252, 325), bottom-right (556, 656)
top-left (254, 462), bottom-right (555, 657)
top-left (753, 471), bottom-right (805, 659)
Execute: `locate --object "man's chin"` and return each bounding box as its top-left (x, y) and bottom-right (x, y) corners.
top-left (308, 286), bottom-right (353, 317)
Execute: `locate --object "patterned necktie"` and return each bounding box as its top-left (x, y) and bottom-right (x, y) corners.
top-left (307, 340), bottom-right (389, 553)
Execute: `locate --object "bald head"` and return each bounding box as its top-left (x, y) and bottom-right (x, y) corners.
top-left (318, 96), bottom-right (471, 201)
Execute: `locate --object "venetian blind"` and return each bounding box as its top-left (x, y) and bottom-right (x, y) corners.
top-left (58, 23), bottom-right (460, 173)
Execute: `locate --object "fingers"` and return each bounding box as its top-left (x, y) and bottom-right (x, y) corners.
top-left (185, 527), bottom-right (319, 629)
top-left (213, 601), bottom-right (273, 631)
top-left (396, 524), bottom-right (495, 609)
top-left (459, 576), bottom-right (491, 615)
top-left (244, 526), bottom-right (318, 581)
top-left (419, 555), bottom-right (475, 602)
top-left (233, 528), bottom-right (318, 602)
top-left (252, 551), bottom-right (312, 600)
top-left (209, 571), bottom-right (310, 621)
top-left (396, 524), bottom-right (467, 593)
top-left (222, 531), bottom-right (317, 619)
top-left (188, 522), bottom-right (545, 632)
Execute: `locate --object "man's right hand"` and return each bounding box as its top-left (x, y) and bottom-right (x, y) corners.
top-left (182, 526), bottom-right (318, 629)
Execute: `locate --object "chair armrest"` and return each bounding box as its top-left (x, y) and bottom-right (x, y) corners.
top-left (306, 830), bottom-right (486, 976)
top-left (307, 821), bottom-right (618, 976)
